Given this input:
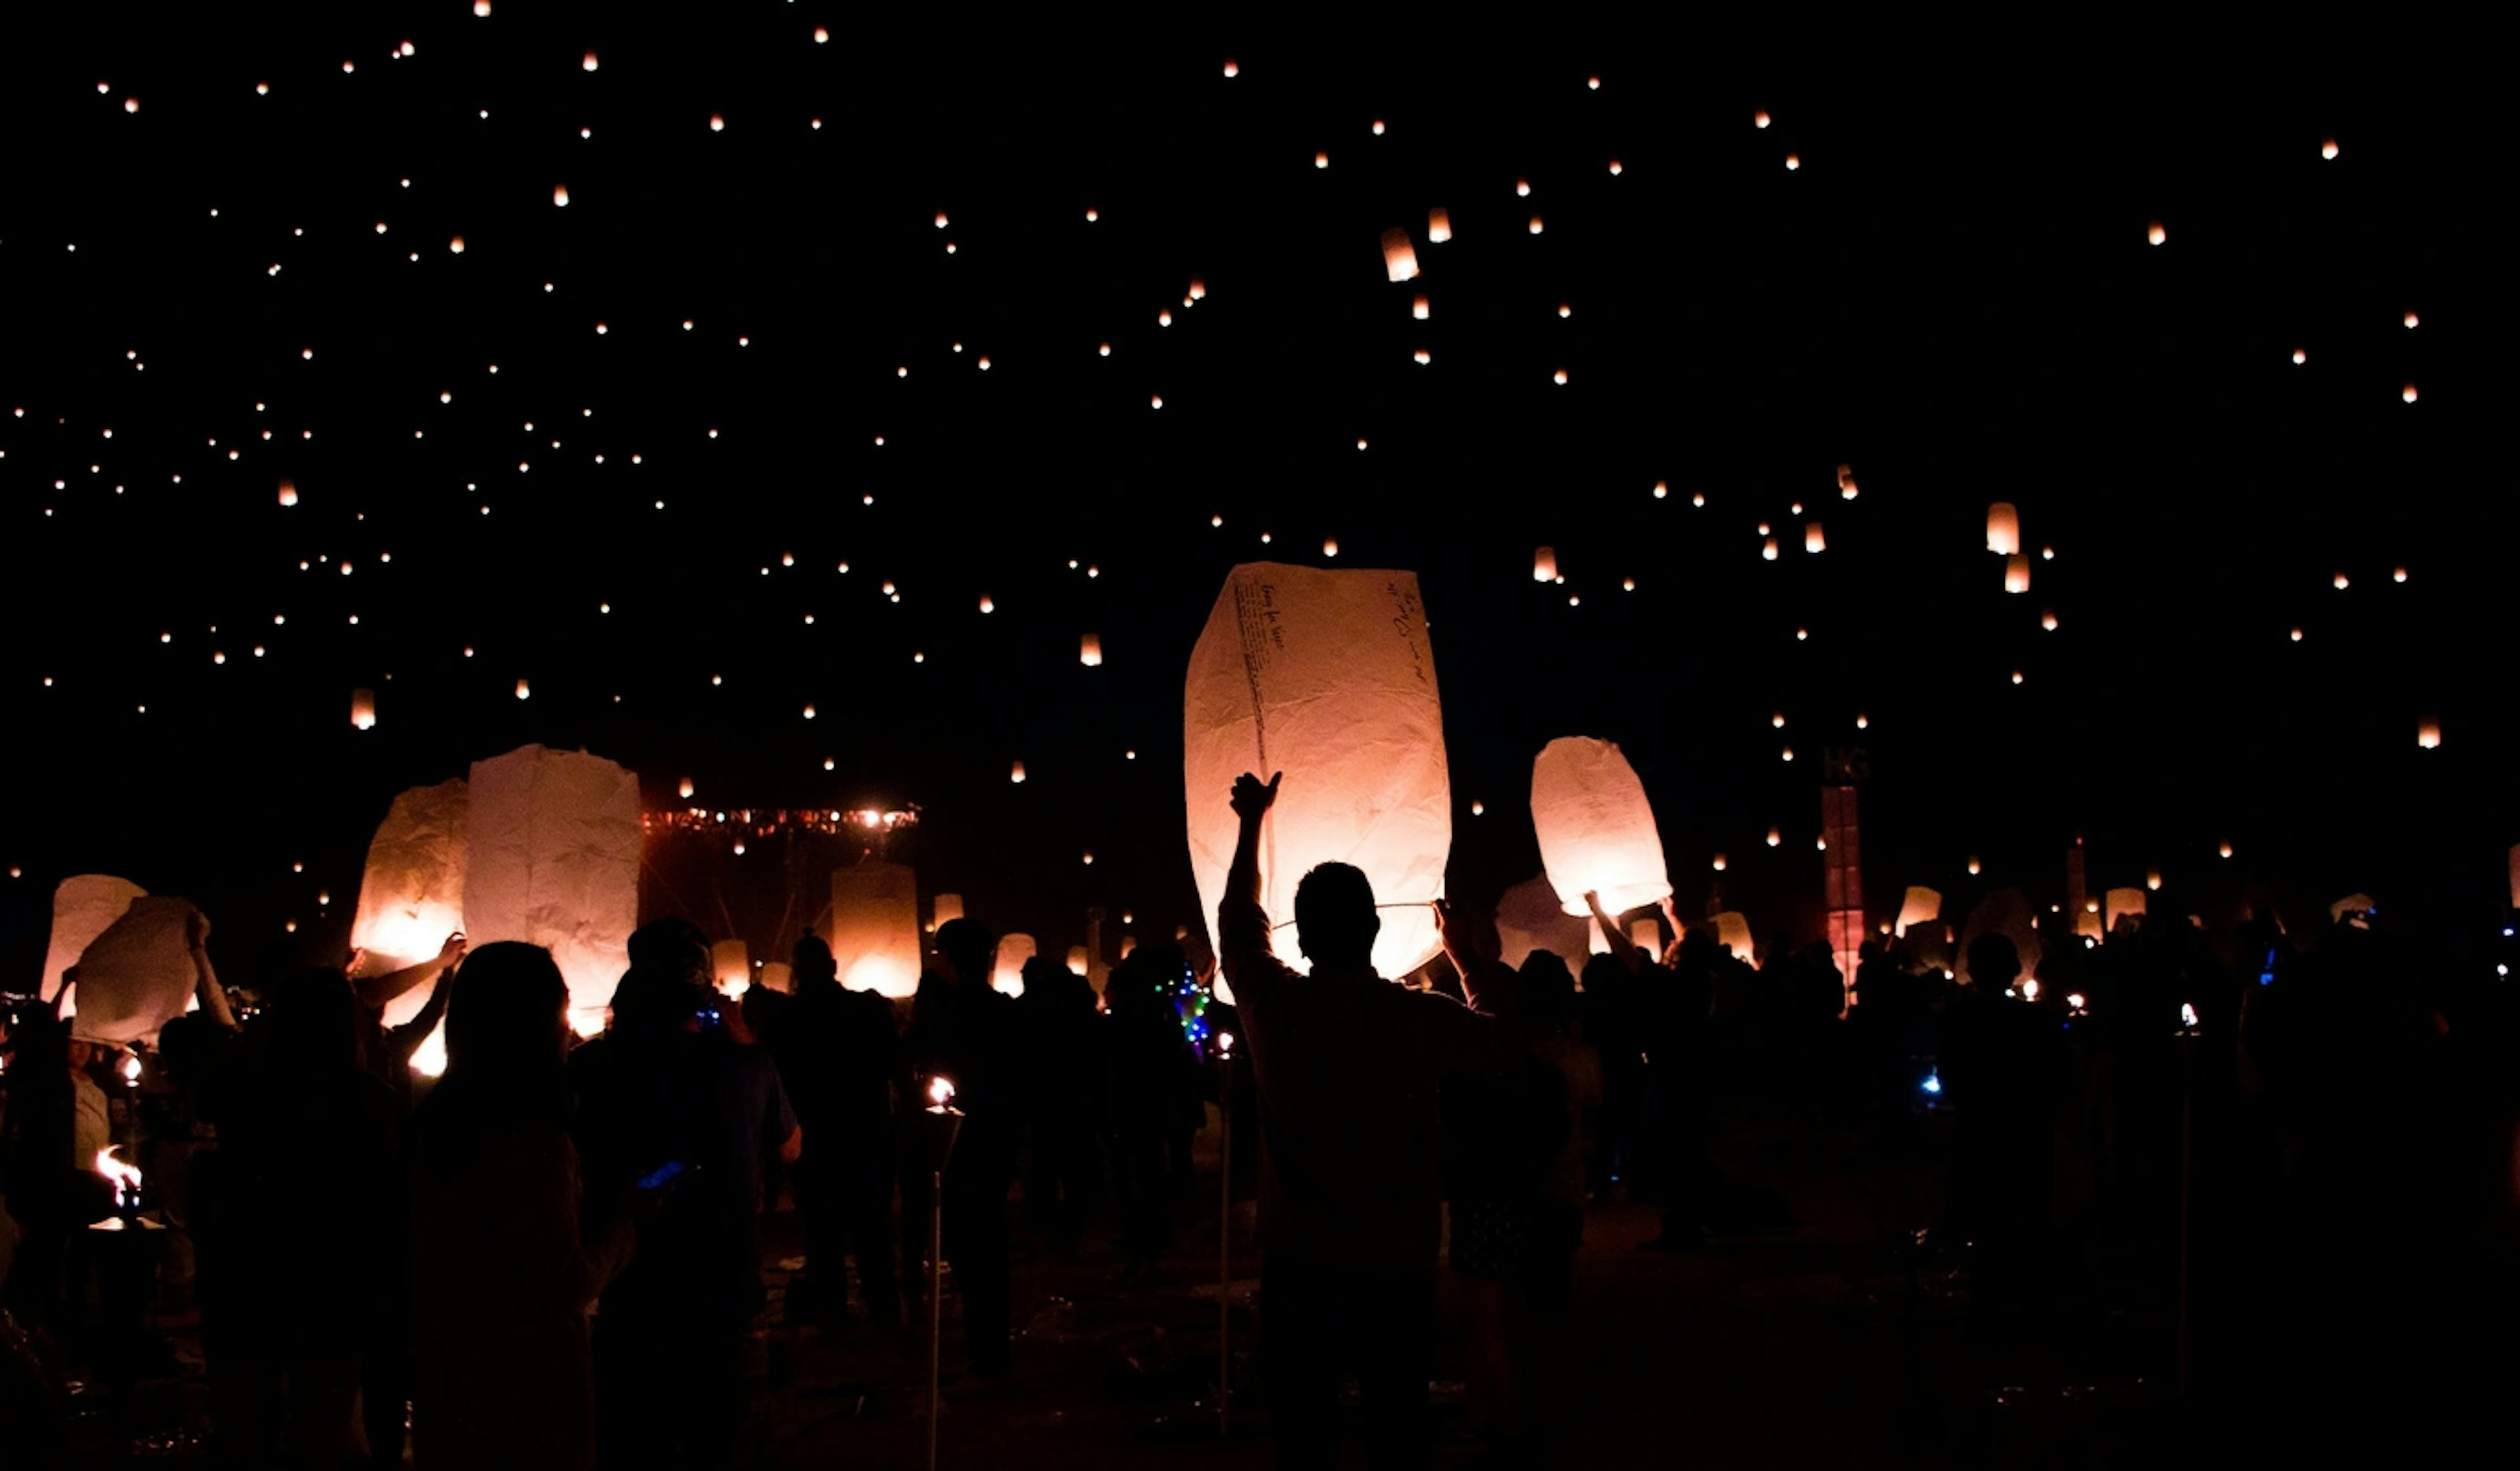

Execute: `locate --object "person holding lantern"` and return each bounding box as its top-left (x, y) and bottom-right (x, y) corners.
top-left (1216, 770), bottom-right (1521, 1470)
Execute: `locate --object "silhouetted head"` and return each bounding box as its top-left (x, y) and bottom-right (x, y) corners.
top-left (627, 919), bottom-right (710, 985)
top-left (266, 965), bottom-right (358, 1074)
top-left (1020, 955), bottom-right (1085, 1008)
top-left (1293, 861), bottom-right (1379, 970)
top-left (933, 917), bottom-right (998, 988)
top-left (791, 934), bottom-right (838, 988)
top-left (445, 942), bottom-right (570, 1083)
top-left (1967, 932), bottom-right (2021, 989)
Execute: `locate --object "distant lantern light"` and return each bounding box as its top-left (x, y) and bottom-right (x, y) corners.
top-left (1471, 800), bottom-right (1485, 816)
top-left (1588, 75), bottom-right (1601, 90)
top-left (2404, 311), bottom-right (2419, 329)
top-left (2290, 627), bottom-right (2305, 642)
top-left (1796, 629), bottom-right (1809, 642)
top-left (1516, 178), bottom-right (1532, 197)
top-left (2042, 608), bottom-right (2059, 631)
top-left (1528, 215), bottom-right (1545, 235)
top-left (1623, 577), bottom-right (1636, 590)
top-left (934, 211), bottom-right (949, 228)
top-left (278, 479), bottom-right (299, 507)
top-left (1553, 367), bottom-right (1568, 384)
top-left (1967, 856), bottom-right (1983, 875)
top-left (350, 689), bottom-right (377, 730)
top-left (1323, 537), bottom-right (1339, 557)
top-left (553, 185), bottom-right (569, 207)
top-left (1080, 634), bottom-right (1103, 666)
top-left (2147, 220), bottom-right (2166, 245)
top-left (1784, 154), bottom-right (1800, 170)
top-left (2402, 383), bottom-right (2419, 403)
top-left (1761, 537), bottom-right (1778, 561)
top-left (1533, 547), bottom-right (1559, 582)
top-left (1151, 395), bottom-right (1163, 409)
top-left (1692, 492), bottom-right (1706, 507)
top-left (1805, 523), bottom-right (1825, 553)
top-left (2333, 572), bottom-right (2349, 590)
top-left (815, 26), bottom-right (829, 41)
top-left (1608, 159), bottom-right (1623, 175)
top-left (2011, 670), bottom-right (2025, 685)
top-left (1427, 208), bottom-right (1452, 242)
top-left (1986, 503), bottom-right (2021, 555)
top-left (1559, 302), bottom-right (1572, 318)
top-left (2005, 554), bottom-right (2031, 594)
top-left (1413, 349), bottom-right (1431, 364)
top-left (1315, 151), bottom-right (1329, 169)
top-left (2321, 137), bottom-right (2339, 159)
top-left (1160, 309), bottom-right (1173, 327)
top-left (449, 235), bottom-right (465, 253)
top-left (2418, 718), bottom-right (2442, 749)
top-left (2147, 867), bottom-right (2163, 892)
top-left (978, 594), bottom-right (995, 613)
top-left (1085, 207), bottom-right (1098, 221)
top-left (1754, 109), bottom-right (1771, 128)
top-left (1773, 712), bottom-right (1787, 729)
top-left (1766, 827), bottom-right (1782, 848)
top-left (2393, 566), bottom-right (2408, 583)
top-left (679, 777), bottom-right (694, 800)
top-left (1009, 761), bottom-right (1026, 783)
top-left (1372, 119), bottom-right (1386, 135)
top-left (1838, 464), bottom-right (1859, 499)
top-left (1188, 279), bottom-right (1206, 300)
top-left (2219, 841), bottom-right (2235, 859)
top-left (2292, 347), bottom-right (2307, 364)
top-left (709, 114), bottom-right (724, 132)
top-left (1653, 480), bottom-right (1668, 499)
top-left (802, 704), bottom-right (816, 720)
top-left (581, 51), bottom-right (598, 71)
top-left (1782, 747), bottom-right (1796, 762)
top-left (1223, 58), bottom-right (1238, 77)
top-left (514, 678), bottom-right (531, 700)
top-left (1855, 713), bottom-right (1870, 730)
top-left (1413, 294), bottom-right (1429, 320)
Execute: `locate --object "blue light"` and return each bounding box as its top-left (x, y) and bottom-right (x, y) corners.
top-left (1920, 1071), bottom-right (1942, 1096)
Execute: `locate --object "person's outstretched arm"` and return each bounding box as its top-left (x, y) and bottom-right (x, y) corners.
top-left (187, 909), bottom-right (240, 1034)
top-left (354, 932), bottom-right (467, 1013)
top-left (1218, 772), bottom-right (1282, 985)
top-left (1587, 891), bottom-right (1647, 974)
top-left (383, 959), bottom-right (459, 1067)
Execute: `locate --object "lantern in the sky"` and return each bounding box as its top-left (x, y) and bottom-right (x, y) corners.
top-left (1066, 945), bottom-right (1090, 976)
top-left (992, 932), bottom-right (1038, 995)
top-left (62, 898), bottom-right (201, 1044)
top-left (514, 678), bottom-right (532, 699)
top-left (1009, 760), bottom-right (1026, 783)
top-left (2105, 887), bottom-right (2147, 932)
top-left (2005, 554), bottom-right (2031, 594)
top-left (1427, 208), bottom-right (1452, 243)
top-left (553, 185), bottom-right (569, 207)
top-left (278, 478), bottom-right (299, 507)
top-left (2418, 717), bottom-right (2442, 749)
top-left (1805, 523), bottom-right (1825, 554)
top-left (1987, 503), bottom-right (2021, 556)
top-left (581, 51), bottom-right (598, 72)
top-left (711, 940), bottom-right (750, 993)
top-left (350, 688), bottom-right (377, 730)
top-left (463, 745), bottom-right (641, 1030)
top-left (43, 875), bottom-right (147, 1002)
top-left (1080, 634), bottom-right (1104, 667)
top-left (1895, 886), bottom-right (1942, 937)
top-left (2321, 138), bottom-right (2339, 159)
top-left (1413, 295), bottom-right (1429, 320)
top-left (1714, 913), bottom-right (1755, 963)
top-left (828, 860), bottom-right (919, 999)
top-left (2147, 220), bottom-right (2166, 245)
top-left (1836, 463), bottom-right (1858, 499)
top-left (1381, 228), bottom-right (1420, 283)
top-left (347, 778), bottom-right (470, 1026)
top-left (678, 776), bottom-right (694, 800)
top-left (1530, 547), bottom-right (1559, 583)
top-left (930, 892), bottom-right (963, 929)
top-left (1530, 737), bottom-right (1670, 917)
top-left (1183, 563), bottom-right (1450, 989)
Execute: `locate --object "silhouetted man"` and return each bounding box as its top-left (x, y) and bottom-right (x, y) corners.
top-left (1217, 772), bottom-right (1519, 1470)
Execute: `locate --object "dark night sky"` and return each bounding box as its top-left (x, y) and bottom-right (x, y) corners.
top-left (2, 13), bottom-right (2506, 985)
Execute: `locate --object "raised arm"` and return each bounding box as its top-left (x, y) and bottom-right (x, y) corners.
top-left (354, 932), bottom-right (467, 1012)
top-left (187, 909), bottom-right (240, 1033)
top-left (383, 957), bottom-right (459, 1066)
top-left (1586, 890), bottom-right (1646, 974)
top-left (1217, 772), bottom-right (1282, 981)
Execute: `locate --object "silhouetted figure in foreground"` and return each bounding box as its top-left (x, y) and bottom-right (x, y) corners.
top-left (905, 917), bottom-right (1022, 1377)
top-left (408, 943), bottom-right (633, 1470)
top-left (1217, 772), bottom-right (1519, 1471)
top-left (779, 934), bottom-right (905, 1332)
top-left (1018, 955), bottom-right (1104, 1262)
top-left (1106, 943), bottom-right (1201, 1280)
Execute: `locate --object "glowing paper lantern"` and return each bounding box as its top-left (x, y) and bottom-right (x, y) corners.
top-left (1836, 463), bottom-right (1858, 498)
top-left (2105, 887), bottom-right (2147, 931)
top-left (2418, 717), bottom-right (2441, 749)
top-left (463, 745), bottom-right (641, 1029)
top-left (992, 932), bottom-right (1037, 995)
top-left (1956, 888), bottom-right (2044, 986)
top-left (1629, 919), bottom-right (1660, 953)
top-left (1713, 913), bottom-right (1754, 963)
top-left (1381, 228), bottom-right (1421, 283)
top-left (2147, 220), bottom-right (2166, 245)
top-left (1427, 208), bottom-right (1452, 243)
top-left (1183, 562), bottom-right (1450, 985)
top-left (1080, 633), bottom-right (1104, 667)
top-left (1532, 547), bottom-right (1558, 582)
top-left (43, 875), bottom-right (147, 1001)
top-left (1987, 503), bottom-right (2021, 556)
top-left (1895, 886), bottom-right (1942, 937)
top-left (1530, 737), bottom-right (1670, 917)
top-left (1413, 295), bottom-right (1429, 320)
top-left (278, 478), bottom-right (299, 507)
top-left (711, 940), bottom-right (750, 993)
top-left (348, 778), bottom-right (470, 1026)
top-left (1066, 945), bottom-right (1090, 976)
top-left (930, 892), bottom-right (963, 929)
top-left (2321, 138), bottom-right (2339, 159)
top-left (759, 962), bottom-right (793, 995)
top-left (1010, 760), bottom-right (1027, 783)
top-left (1494, 873), bottom-right (1589, 972)
top-left (64, 897), bottom-right (201, 1044)
top-left (349, 688), bottom-right (377, 730)
top-left (2005, 554), bottom-right (2031, 594)
top-left (1805, 523), bottom-right (1825, 553)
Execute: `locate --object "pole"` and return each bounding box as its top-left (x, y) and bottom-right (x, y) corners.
top-left (1217, 1048), bottom-right (1234, 1437)
top-left (2175, 1023), bottom-right (2196, 1401)
top-left (929, 1163), bottom-right (946, 1471)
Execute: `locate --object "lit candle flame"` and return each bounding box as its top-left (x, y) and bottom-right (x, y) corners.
top-left (95, 1148), bottom-right (144, 1206)
top-left (1217, 1031), bottom-right (1235, 1056)
top-left (928, 1076), bottom-right (957, 1110)
top-left (122, 1053), bottom-right (142, 1083)
top-left (2180, 1002), bottom-right (2199, 1031)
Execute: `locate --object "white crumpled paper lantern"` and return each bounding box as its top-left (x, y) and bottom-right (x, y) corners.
top-left (463, 745), bottom-right (642, 1031)
top-left (1530, 736), bottom-right (1670, 917)
top-left (348, 779), bottom-right (470, 1027)
top-left (829, 860), bottom-right (921, 999)
top-left (44, 874), bottom-right (147, 1001)
top-left (1184, 562), bottom-right (1450, 987)
top-left (66, 896), bottom-right (200, 1044)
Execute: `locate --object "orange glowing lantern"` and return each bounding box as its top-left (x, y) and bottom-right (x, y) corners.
top-left (2418, 718), bottom-right (2442, 749)
top-left (1533, 547), bottom-right (1559, 582)
top-left (278, 478), bottom-right (299, 507)
top-left (350, 689), bottom-right (377, 730)
top-left (514, 678), bottom-right (531, 700)
top-left (2147, 220), bottom-right (2166, 245)
top-left (828, 861), bottom-right (919, 998)
top-left (1528, 216), bottom-right (1544, 236)
top-left (1428, 208), bottom-right (1452, 242)
top-left (1381, 228), bottom-right (1421, 283)
top-left (1804, 523), bottom-right (1825, 553)
top-left (1530, 737), bottom-right (1671, 917)
top-left (553, 185), bottom-right (569, 207)
top-left (1837, 463), bottom-right (1858, 499)
top-left (2321, 138), bottom-right (2339, 159)
top-left (678, 777), bottom-right (694, 800)
top-left (1412, 294), bottom-right (1429, 320)
top-left (1761, 537), bottom-right (1778, 561)
top-left (2005, 555), bottom-right (2031, 594)
top-left (1009, 761), bottom-right (1026, 783)
top-left (1080, 634), bottom-right (1103, 667)
top-left (1987, 503), bottom-right (2021, 556)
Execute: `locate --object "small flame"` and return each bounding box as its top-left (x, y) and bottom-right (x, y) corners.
top-left (95, 1148), bottom-right (143, 1204)
top-left (2019, 978), bottom-right (2040, 1003)
top-left (928, 1076), bottom-right (957, 1109)
top-left (122, 1053), bottom-right (142, 1082)
top-left (2180, 1002), bottom-right (2200, 1031)
top-left (2066, 992), bottom-right (2088, 1013)
top-left (1217, 1031), bottom-right (1235, 1056)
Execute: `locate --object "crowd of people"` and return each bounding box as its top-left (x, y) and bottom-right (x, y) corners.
top-left (2, 772), bottom-right (2515, 1467)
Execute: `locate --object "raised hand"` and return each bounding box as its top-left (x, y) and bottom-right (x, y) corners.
top-left (1230, 771), bottom-right (1282, 821)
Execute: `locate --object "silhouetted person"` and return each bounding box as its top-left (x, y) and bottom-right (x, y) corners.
top-left (778, 934), bottom-right (904, 1332)
top-left (1217, 772), bottom-right (1519, 1471)
top-left (1018, 954), bottom-right (1104, 1262)
top-left (905, 917), bottom-right (1022, 1376)
top-left (1106, 943), bottom-right (1202, 1279)
top-left (1637, 929), bottom-right (1719, 1250)
top-left (1939, 933), bottom-right (2068, 1317)
top-left (408, 943), bottom-right (633, 1470)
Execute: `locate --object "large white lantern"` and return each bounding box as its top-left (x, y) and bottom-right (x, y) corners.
top-left (348, 778), bottom-right (471, 1027)
top-left (993, 932), bottom-right (1038, 995)
top-left (829, 860), bottom-right (921, 999)
top-left (1713, 912), bottom-right (1755, 963)
top-left (64, 896), bottom-right (202, 1043)
top-left (930, 892), bottom-right (963, 930)
top-left (1494, 872), bottom-right (1590, 972)
top-left (711, 940), bottom-right (751, 993)
top-left (1530, 736), bottom-right (1670, 917)
top-left (1184, 562), bottom-right (1450, 986)
top-left (43, 875), bottom-right (147, 1001)
top-left (463, 745), bottom-right (642, 1031)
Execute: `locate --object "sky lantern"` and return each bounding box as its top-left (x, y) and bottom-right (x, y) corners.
top-left (1530, 737), bottom-right (1670, 917)
top-left (1427, 208), bottom-right (1452, 242)
top-left (2293, 347), bottom-right (2307, 364)
top-left (711, 940), bottom-right (750, 993)
top-left (42, 875), bottom-right (147, 1003)
top-left (1895, 886), bottom-right (1942, 936)
top-left (1009, 760), bottom-right (1026, 783)
top-left (1762, 537), bottom-right (1779, 561)
top-left (1413, 294), bottom-right (1429, 320)
top-left (2404, 310), bottom-right (2420, 329)
top-left (1381, 228), bottom-right (1421, 282)
top-left (553, 185), bottom-right (570, 207)
top-left (463, 745), bottom-right (640, 1030)
top-left (1080, 633), bottom-right (1103, 666)
top-left (1837, 464), bottom-right (1858, 499)
top-left (2402, 383), bottom-right (2418, 403)
top-left (1533, 547), bottom-right (1558, 582)
top-left (1754, 109), bottom-right (1771, 128)
top-left (1784, 155), bottom-right (1800, 171)
top-left (2042, 609), bottom-right (2059, 631)
top-left (1805, 523), bottom-right (1825, 554)
top-left (979, 594), bottom-right (996, 613)
top-left (1184, 563), bottom-right (1450, 987)
top-left (2005, 554), bottom-right (2031, 594)
top-left (2147, 220), bottom-right (2166, 245)
top-left (278, 478), bottom-right (299, 507)
top-left (2322, 138), bottom-right (2339, 159)
top-left (2146, 867), bottom-right (2163, 892)
top-left (1986, 503), bottom-right (2021, 555)
top-left (581, 50), bottom-right (598, 72)
top-left (2105, 887), bottom-right (2147, 932)
top-left (992, 933), bottom-right (1039, 995)
top-left (931, 893), bottom-right (963, 930)
top-left (1528, 216), bottom-right (1545, 235)
top-left (1315, 152), bottom-right (1329, 169)
top-left (828, 861), bottom-right (919, 999)
top-left (60, 898), bottom-right (201, 1044)
top-left (514, 678), bottom-right (532, 699)
top-left (678, 777), bottom-right (694, 800)
top-left (2418, 718), bottom-right (2442, 749)
top-left (1223, 58), bottom-right (1238, 77)
top-left (350, 689), bottom-right (377, 730)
